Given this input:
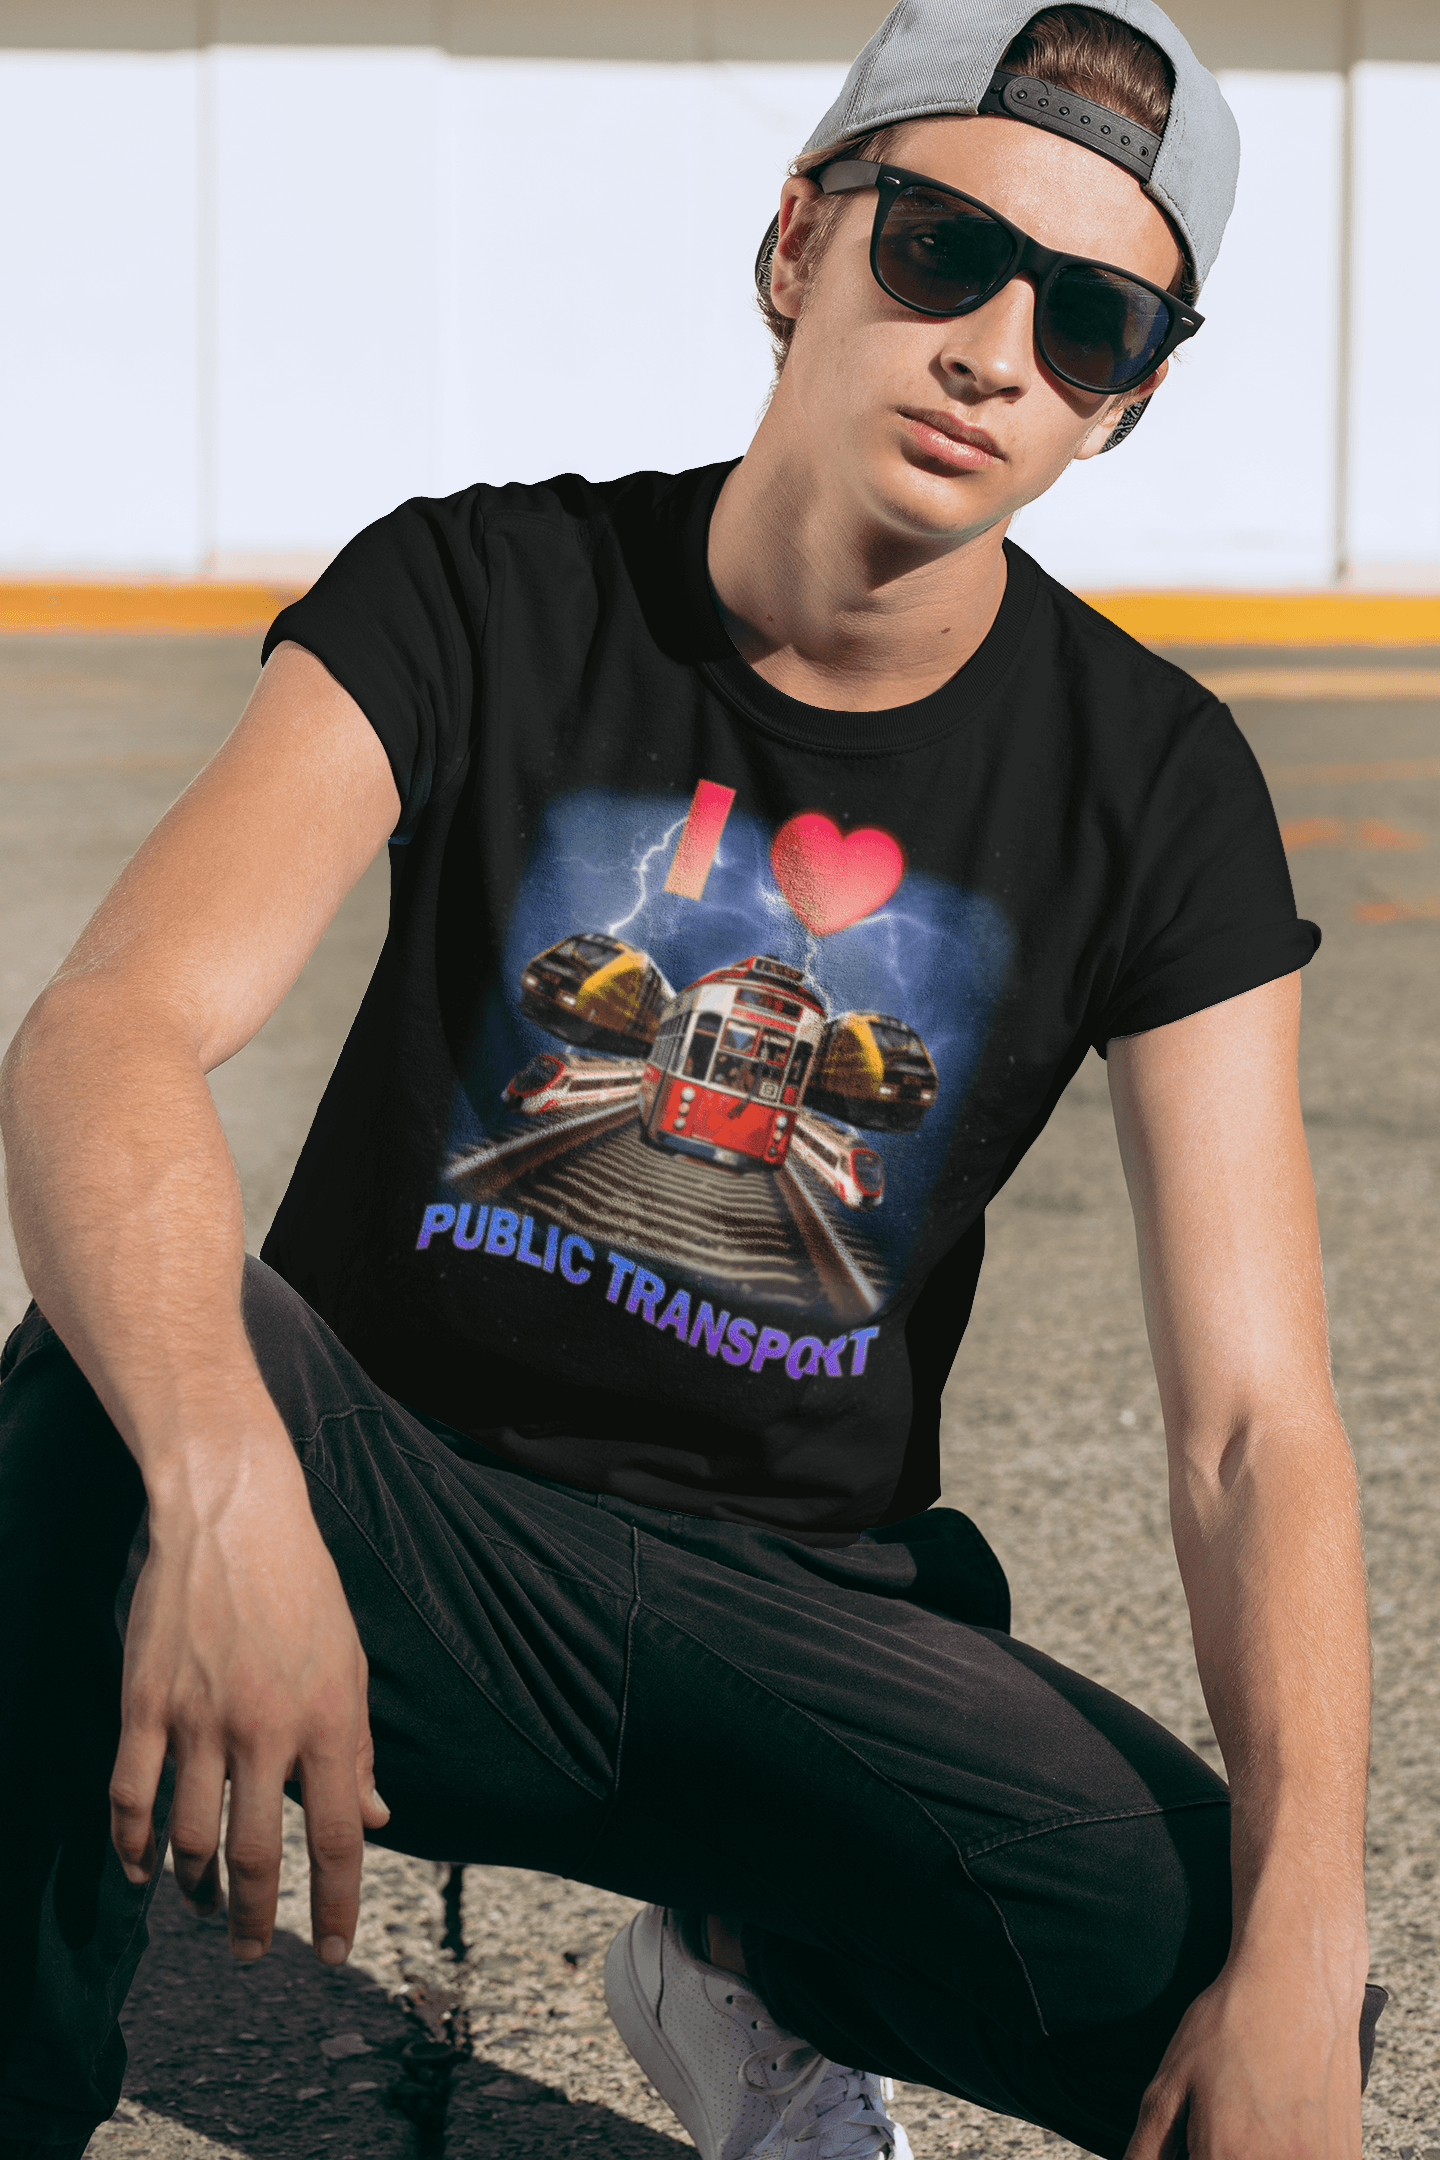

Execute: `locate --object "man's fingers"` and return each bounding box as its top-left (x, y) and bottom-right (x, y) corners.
top-left (181, 1848), bottom-right (225, 1918)
top-left (168, 1747), bottom-right (227, 1908)
top-left (354, 1701), bottom-right (390, 1830)
top-left (109, 1717), bottom-right (169, 1883)
top-left (359, 1782), bottom-right (392, 1831)
top-left (1123, 2081), bottom-right (1188, 2160)
top-left (301, 1744), bottom-right (367, 1965)
top-left (223, 1756), bottom-right (286, 1962)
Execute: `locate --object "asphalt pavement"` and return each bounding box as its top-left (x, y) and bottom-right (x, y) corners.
top-left (0, 633), bottom-right (1434, 2160)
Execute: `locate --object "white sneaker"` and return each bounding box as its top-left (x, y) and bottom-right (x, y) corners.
top-left (604, 1905), bottom-right (913, 2160)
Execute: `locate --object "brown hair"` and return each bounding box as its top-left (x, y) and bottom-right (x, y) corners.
top-left (758, 4), bottom-right (1191, 377)
top-left (1006, 5), bottom-right (1174, 138)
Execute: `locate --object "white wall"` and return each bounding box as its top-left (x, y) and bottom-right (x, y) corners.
top-left (212, 46), bottom-right (443, 563)
top-left (1344, 63), bottom-right (1440, 586)
top-left (434, 58), bottom-right (844, 495)
top-left (0, 44), bottom-right (1434, 587)
top-left (1014, 72), bottom-right (1346, 588)
top-left (0, 50), bottom-right (201, 572)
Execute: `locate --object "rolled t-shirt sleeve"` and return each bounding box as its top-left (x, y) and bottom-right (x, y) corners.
top-left (261, 492), bottom-right (484, 840)
top-left (1090, 696), bottom-right (1319, 1052)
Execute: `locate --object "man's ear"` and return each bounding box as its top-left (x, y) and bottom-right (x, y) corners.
top-left (1074, 357), bottom-right (1169, 461)
top-left (767, 176), bottom-right (824, 324)
top-left (1095, 395), bottom-right (1151, 454)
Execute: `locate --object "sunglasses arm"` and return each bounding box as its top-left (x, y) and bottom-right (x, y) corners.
top-left (816, 160), bottom-right (888, 197)
top-left (754, 163), bottom-right (887, 300)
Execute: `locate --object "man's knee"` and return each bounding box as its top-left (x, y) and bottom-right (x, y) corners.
top-left (967, 1799), bottom-right (1232, 2039)
top-left (746, 1802), bottom-right (1232, 2160)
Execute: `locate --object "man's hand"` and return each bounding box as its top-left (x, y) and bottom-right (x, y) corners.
top-left (108, 1418), bottom-right (390, 1965)
top-left (1126, 1956), bottom-right (1366, 2160)
top-left (0, 643), bottom-right (403, 1965)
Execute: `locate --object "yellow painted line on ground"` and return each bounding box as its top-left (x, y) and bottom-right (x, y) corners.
top-left (0, 583), bottom-right (1436, 641)
top-left (1201, 667), bottom-right (1440, 700)
top-left (1087, 591), bottom-right (1440, 646)
top-left (1264, 757), bottom-right (1440, 785)
top-left (0, 582), bottom-right (303, 634)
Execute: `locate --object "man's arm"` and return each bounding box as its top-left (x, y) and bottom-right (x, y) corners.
top-left (0, 641), bottom-right (401, 1964)
top-left (1108, 975), bottom-right (1370, 2160)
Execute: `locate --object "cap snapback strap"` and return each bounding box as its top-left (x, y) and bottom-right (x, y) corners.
top-left (978, 67), bottom-right (1162, 183)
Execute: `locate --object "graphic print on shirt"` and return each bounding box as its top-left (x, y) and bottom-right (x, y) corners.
top-left (423, 783), bottom-right (1013, 1360)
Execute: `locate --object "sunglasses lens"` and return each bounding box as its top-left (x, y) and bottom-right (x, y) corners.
top-left (1041, 263), bottom-right (1172, 391)
top-left (875, 186), bottom-right (1015, 313)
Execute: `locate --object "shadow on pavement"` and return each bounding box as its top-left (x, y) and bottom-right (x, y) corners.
top-left (106, 1870), bottom-right (691, 2160)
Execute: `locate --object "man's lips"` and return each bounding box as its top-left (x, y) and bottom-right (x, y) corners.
top-left (899, 408), bottom-right (1004, 469)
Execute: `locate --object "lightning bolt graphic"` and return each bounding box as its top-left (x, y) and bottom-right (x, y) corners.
top-left (605, 815), bottom-right (688, 938)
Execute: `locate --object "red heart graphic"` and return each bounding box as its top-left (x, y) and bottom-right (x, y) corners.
top-left (770, 814), bottom-right (905, 937)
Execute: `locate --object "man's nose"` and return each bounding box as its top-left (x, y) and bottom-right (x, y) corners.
top-left (938, 276), bottom-right (1036, 395)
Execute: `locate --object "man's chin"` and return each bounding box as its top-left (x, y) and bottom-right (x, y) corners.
top-left (863, 456), bottom-right (1013, 547)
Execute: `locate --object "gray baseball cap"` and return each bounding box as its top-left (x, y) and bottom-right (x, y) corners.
top-left (801, 0), bottom-right (1240, 292)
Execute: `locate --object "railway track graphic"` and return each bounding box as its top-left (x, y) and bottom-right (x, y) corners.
top-left (449, 1108), bottom-right (885, 1321)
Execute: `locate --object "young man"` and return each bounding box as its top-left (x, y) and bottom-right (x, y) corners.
top-left (0, 2), bottom-right (1382, 2156)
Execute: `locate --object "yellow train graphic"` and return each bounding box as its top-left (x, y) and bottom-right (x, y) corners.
top-left (806, 1012), bottom-right (939, 1134)
top-left (519, 935), bottom-right (673, 1057)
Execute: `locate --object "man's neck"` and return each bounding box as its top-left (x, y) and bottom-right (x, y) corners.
top-left (706, 423), bottom-right (1010, 714)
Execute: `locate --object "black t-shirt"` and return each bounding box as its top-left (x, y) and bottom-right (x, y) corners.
top-left (261, 461), bottom-right (1317, 1536)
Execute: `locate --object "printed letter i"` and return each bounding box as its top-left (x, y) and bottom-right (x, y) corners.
top-left (665, 779), bottom-right (736, 901)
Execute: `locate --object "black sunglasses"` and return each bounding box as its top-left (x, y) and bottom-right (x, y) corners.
top-left (778, 159), bottom-right (1203, 398)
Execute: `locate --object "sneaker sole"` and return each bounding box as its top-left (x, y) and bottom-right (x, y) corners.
top-left (603, 1913), bottom-right (719, 2158)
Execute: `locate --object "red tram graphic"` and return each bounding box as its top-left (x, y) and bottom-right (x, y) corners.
top-left (637, 955), bottom-right (823, 1171)
top-left (505, 941), bottom-right (938, 1211)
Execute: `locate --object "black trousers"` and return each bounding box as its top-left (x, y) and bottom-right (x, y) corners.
top-left (0, 1259), bottom-right (1239, 2158)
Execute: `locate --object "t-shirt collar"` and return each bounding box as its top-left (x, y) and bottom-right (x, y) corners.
top-left (675, 459), bottom-right (1038, 756)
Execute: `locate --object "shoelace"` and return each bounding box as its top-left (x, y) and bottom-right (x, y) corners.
top-left (730, 1999), bottom-right (897, 2158)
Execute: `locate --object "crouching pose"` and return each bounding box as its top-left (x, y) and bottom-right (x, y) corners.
top-left (0, 3), bottom-right (1382, 2156)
